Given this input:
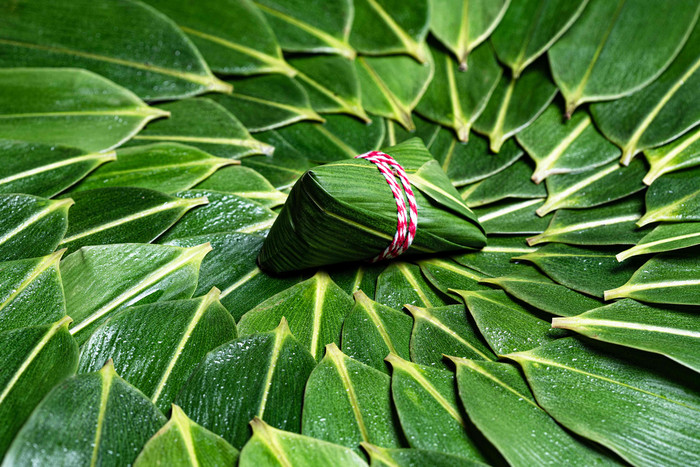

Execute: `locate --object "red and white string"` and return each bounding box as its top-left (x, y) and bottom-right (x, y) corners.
top-left (355, 151), bottom-right (418, 262)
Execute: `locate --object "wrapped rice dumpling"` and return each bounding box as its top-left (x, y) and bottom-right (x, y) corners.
top-left (258, 138), bottom-right (486, 273)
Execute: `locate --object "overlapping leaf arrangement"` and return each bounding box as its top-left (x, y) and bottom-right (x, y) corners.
top-left (1, 0), bottom-right (699, 465)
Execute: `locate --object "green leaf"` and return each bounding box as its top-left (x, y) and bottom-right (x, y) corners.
top-left (195, 165), bottom-right (287, 208)
top-left (417, 258), bottom-right (489, 295)
top-left (460, 160), bottom-right (546, 207)
top-left (385, 113), bottom-right (442, 147)
top-left (0, 251), bottom-right (66, 332)
top-left (590, 24), bottom-right (700, 165)
top-left (473, 61), bottom-right (558, 152)
top-left (238, 272), bottom-right (354, 361)
top-left (549, 0), bottom-right (700, 115)
top-left (480, 267), bottom-right (603, 317)
top-left (491, 0), bottom-right (588, 77)
top-left (474, 198), bottom-right (551, 234)
top-left (509, 338), bottom-right (700, 467)
top-left (4, 362), bottom-right (166, 466)
top-left (141, 0), bottom-right (294, 76)
top-left (375, 262), bottom-right (450, 309)
top-left (341, 290), bottom-right (412, 374)
top-left (386, 354), bottom-right (485, 460)
top-left (329, 263), bottom-right (386, 297)
top-left (356, 54), bottom-right (433, 130)
top-left (638, 167), bottom-right (700, 226)
top-left (134, 405), bottom-right (240, 467)
top-left (452, 235), bottom-right (537, 277)
top-left (58, 187), bottom-right (207, 254)
top-left (350, 0), bottom-right (430, 63)
top-left (254, 0), bottom-right (355, 58)
top-left (0, 140), bottom-right (115, 198)
top-left (454, 289), bottom-right (565, 354)
top-left (605, 249), bottom-right (700, 306)
top-left (405, 303), bottom-right (496, 368)
top-left (644, 126), bottom-right (700, 185)
top-left (415, 44), bottom-right (501, 141)
top-left (514, 243), bottom-right (644, 298)
top-left (0, 317), bottom-right (78, 456)
top-left (429, 0), bottom-right (510, 67)
top-left (451, 358), bottom-right (618, 466)
top-left (0, 0), bottom-right (231, 100)
top-left (211, 75), bottom-right (323, 133)
top-left (62, 242), bottom-right (210, 344)
top-left (242, 130), bottom-right (315, 191)
top-left (175, 320), bottom-right (316, 449)
top-left (362, 443), bottom-right (487, 467)
top-left (127, 98), bottom-right (274, 159)
top-left (553, 299), bottom-right (700, 373)
top-left (78, 288), bottom-right (237, 412)
top-left (0, 68), bottom-right (167, 152)
top-left (239, 418), bottom-right (368, 467)
top-left (302, 344), bottom-right (402, 450)
top-left (527, 196), bottom-right (648, 246)
top-left (617, 222), bottom-right (700, 261)
top-left (0, 194), bottom-right (71, 261)
top-left (516, 105), bottom-right (621, 183)
top-left (537, 159), bottom-right (646, 216)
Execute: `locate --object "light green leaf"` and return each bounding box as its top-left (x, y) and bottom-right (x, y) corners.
top-left (460, 160), bottom-right (546, 207)
top-left (549, 0), bottom-right (700, 115)
top-left (341, 290), bottom-right (412, 374)
top-left (175, 320), bottom-right (316, 449)
top-left (473, 61), bottom-right (558, 152)
top-left (0, 317), bottom-right (78, 456)
top-left (141, 0), bottom-right (294, 76)
top-left (302, 344), bottom-right (402, 450)
top-left (62, 242), bottom-right (210, 343)
top-left (509, 338), bottom-right (700, 467)
top-left (362, 443), bottom-right (487, 467)
top-left (516, 105), bottom-right (621, 183)
top-left (58, 187), bottom-right (206, 254)
top-left (452, 235), bottom-right (537, 277)
top-left (491, 0), bottom-right (588, 77)
top-left (134, 404), bottom-right (240, 467)
top-left (0, 68), bottom-right (167, 152)
top-left (638, 167), bottom-right (700, 226)
top-left (0, 0), bottom-right (231, 100)
top-left (415, 44), bottom-right (501, 141)
top-left (429, 0), bottom-right (510, 67)
top-left (617, 222), bottom-right (700, 261)
top-left (474, 198), bottom-right (551, 234)
top-left (3, 362), bottom-right (166, 467)
top-left (451, 358), bottom-right (618, 466)
top-left (240, 418), bottom-right (368, 467)
top-left (78, 288), bottom-right (237, 412)
top-left (375, 262), bottom-right (450, 310)
top-left (356, 54), bottom-right (433, 130)
top-left (644, 126), bottom-right (700, 185)
top-left (238, 272), bottom-right (354, 361)
top-left (195, 165), bottom-right (287, 208)
top-left (0, 140), bottom-right (115, 198)
top-left (605, 249), bottom-right (700, 305)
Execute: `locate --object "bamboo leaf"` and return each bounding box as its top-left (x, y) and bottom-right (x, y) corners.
top-left (473, 60), bottom-right (558, 152)
top-left (195, 166), bottom-right (287, 208)
top-left (0, 194), bottom-right (71, 261)
top-left (78, 289), bottom-right (237, 412)
top-left (605, 249), bottom-right (700, 306)
top-left (375, 262), bottom-right (451, 310)
top-left (62, 242), bottom-right (210, 344)
top-left (242, 130), bottom-right (315, 191)
top-left (134, 405), bottom-right (240, 467)
top-left (516, 105), bottom-right (621, 183)
top-left (460, 160), bottom-right (546, 208)
top-left (240, 418), bottom-right (368, 467)
top-left (341, 291), bottom-right (412, 374)
top-left (549, 0), bottom-right (700, 115)
top-left (452, 235), bottom-right (537, 277)
top-left (643, 126), bottom-right (700, 185)
top-left (238, 272), bottom-right (354, 361)
top-left (0, 140), bottom-right (115, 198)
top-left (0, 317), bottom-right (78, 456)
top-left (429, 0), bottom-right (510, 68)
top-left (329, 263), bottom-right (386, 297)
top-left (638, 167), bottom-right (700, 226)
top-left (4, 362), bottom-right (166, 466)
top-left (617, 222), bottom-right (700, 261)
top-left (0, 252), bottom-right (66, 333)
top-left (508, 338), bottom-right (700, 467)
top-left (385, 113), bottom-right (442, 147)
top-left (142, 0), bottom-right (294, 76)
top-left (0, 0), bottom-right (231, 100)
top-left (356, 54), bottom-right (433, 130)
top-left (0, 68), bottom-right (167, 152)
top-left (415, 44), bottom-right (501, 141)
top-left (474, 198), bottom-right (551, 234)
top-left (417, 258), bottom-right (490, 296)
top-left (591, 23), bottom-right (700, 165)
top-left (59, 187), bottom-right (207, 253)
top-left (362, 443), bottom-right (487, 467)
top-left (175, 320), bottom-right (316, 449)
top-left (491, 0), bottom-right (588, 77)
top-left (302, 344), bottom-right (403, 450)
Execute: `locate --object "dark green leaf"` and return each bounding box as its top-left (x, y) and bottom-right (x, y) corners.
top-left (617, 222), bottom-right (700, 261)
top-left (452, 235), bottom-right (536, 277)
top-left (638, 167), bottom-right (700, 226)
top-left (375, 262), bottom-right (450, 309)
top-left (643, 126), bottom-right (700, 185)
top-left (194, 165), bottom-right (286, 208)
top-left (417, 258), bottom-right (490, 295)
top-left (460, 160), bottom-right (546, 207)
top-left (474, 198), bottom-right (551, 234)
top-left (363, 443), bottom-right (487, 467)
top-left (328, 263), bottom-right (385, 297)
